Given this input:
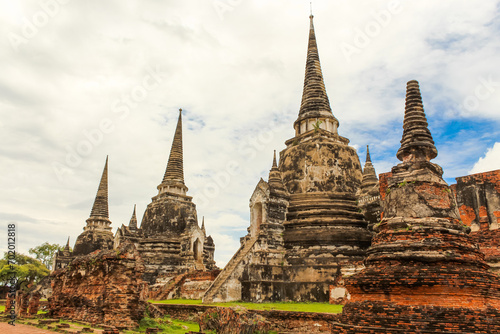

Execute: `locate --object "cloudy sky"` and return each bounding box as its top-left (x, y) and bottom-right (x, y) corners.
top-left (1, 0), bottom-right (499, 267)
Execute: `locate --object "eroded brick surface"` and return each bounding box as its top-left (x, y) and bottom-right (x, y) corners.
top-left (48, 243), bottom-right (148, 329)
top-left (339, 81), bottom-right (500, 333)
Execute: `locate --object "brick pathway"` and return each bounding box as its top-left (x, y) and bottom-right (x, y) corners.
top-left (0, 322), bottom-right (57, 334)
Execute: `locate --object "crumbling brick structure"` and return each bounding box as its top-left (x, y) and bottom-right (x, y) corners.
top-left (338, 80), bottom-right (500, 333)
top-left (49, 242), bottom-right (148, 330)
top-left (451, 170), bottom-right (500, 273)
top-left (453, 170), bottom-right (500, 231)
top-left (53, 157), bottom-right (114, 270)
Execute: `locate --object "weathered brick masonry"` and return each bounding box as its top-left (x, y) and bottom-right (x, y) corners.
top-left (453, 170), bottom-right (500, 231)
top-left (204, 14), bottom-right (371, 304)
top-left (49, 243), bottom-right (148, 329)
top-left (336, 80), bottom-right (500, 333)
top-left (452, 170), bottom-right (500, 273)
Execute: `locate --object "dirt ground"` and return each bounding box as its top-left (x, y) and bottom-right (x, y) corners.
top-left (0, 322), bottom-right (58, 334)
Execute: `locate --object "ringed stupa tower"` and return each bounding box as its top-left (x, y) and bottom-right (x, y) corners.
top-left (203, 14), bottom-right (371, 303)
top-left (279, 13), bottom-right (372, 302)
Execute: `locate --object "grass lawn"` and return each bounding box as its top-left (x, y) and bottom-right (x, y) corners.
top-left (19, 317), bottom-right (204, 334)
top-left (123, 316), bottom-right (204, 334)
top-left (150, 299), bottom-right (343, 313)
top-left (0, 305), bottom-right (5, 312)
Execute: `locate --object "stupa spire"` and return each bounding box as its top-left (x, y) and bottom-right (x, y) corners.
top-left (129, 204), bottom-right (137, 230)
top-left (64, 237), bottom-right (70, 251)
top-left (268, 150), bottom-right (287, 192)
top-left (294, 14), bottom-right (338, 133)
top-left (366, 145), bottom-right (372, 163)
top-left (89, 156), bottom-right (109, 219)
top-left (201, 216), bottom-right (205, 231)
top-left (163, 109), bottom-right (184, 184)
top-left (396, 80), bottom-right (438, 162)
top-left (158, 109), bottom-right (188, 195)
top-left (361, 145), bottom-right (378, 191)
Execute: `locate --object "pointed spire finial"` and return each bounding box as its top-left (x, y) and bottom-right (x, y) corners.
top-left (129, 204), bottom-right (138, 229)
top-left (268, 150), bottom-right (287, 193)
top-left (201, 216), bottom-right (205, 230)
top-left (396, 80), bottom-right (438, 162)
top-left (361, 146), bottom-right (378, 193)
top-left (310, 1), bottom-right (313, 18)
top-left (294, 13), bottom-right (339, 134)
top-left (159, 110), bottom-right (187, 194)
top-left (89, 156), bottom-right (109, 218)
top-left (65, 237), bottom-right (70, 251)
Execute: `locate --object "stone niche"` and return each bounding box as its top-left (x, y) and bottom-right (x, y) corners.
top-left (49, 242), bottom-right (148, 330)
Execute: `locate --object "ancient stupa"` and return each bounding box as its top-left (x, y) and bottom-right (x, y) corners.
top-left (203, 14), bottom-right (371, 303)
top-left (338, 80), bottom-right (500, 333)
top-left (72, 157), bottom-right (115, 256)
top-left (115, 110), bottom-right (216, 284)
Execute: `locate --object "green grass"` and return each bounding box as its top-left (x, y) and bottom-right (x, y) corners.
top-left (22, 318), bottom-right (201, 334)
top-left (123, 316), bottom-right (202, 334)
top-left (150, 299), bottom-right (343, 313)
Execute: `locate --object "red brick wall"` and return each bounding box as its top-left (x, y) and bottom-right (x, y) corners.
top-left (454, 169), bottom-right (500, 229)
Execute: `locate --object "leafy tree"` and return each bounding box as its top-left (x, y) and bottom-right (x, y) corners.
top-left (0, 252), bottom-right (50, 290)
top-left (29, 242), bottom-right (68, 270)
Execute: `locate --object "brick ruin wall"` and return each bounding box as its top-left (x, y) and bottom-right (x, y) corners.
top-left (334, 301), bottom-right (500, 333)
top-left (149, 269), bottom-right (220, 300)
top-left (452, 169), bottom-right (500, 230)
top-left (48, 243), bottom-right (148, 330)
top-left (452, 169), bottom-right (500, 273)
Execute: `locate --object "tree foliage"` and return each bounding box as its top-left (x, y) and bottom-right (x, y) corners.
top-left (29, 242), bottom-right (68, 270)
top-left (0, 252), bottom-right (50, 289)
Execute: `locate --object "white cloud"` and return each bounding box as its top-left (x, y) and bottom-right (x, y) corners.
top-left (469, 142), bottom-right (500, 174)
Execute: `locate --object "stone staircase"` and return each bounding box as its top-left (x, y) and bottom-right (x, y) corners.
top-left (151, 271), bottom-right (190, 300)
top-left (202, 236), bottom-right (258, 303)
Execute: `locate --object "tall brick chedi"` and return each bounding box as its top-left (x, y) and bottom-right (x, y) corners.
top-left (204, 15), bottom-right (371, 303)
top-left (340, 80), bottom-right (500, 333)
